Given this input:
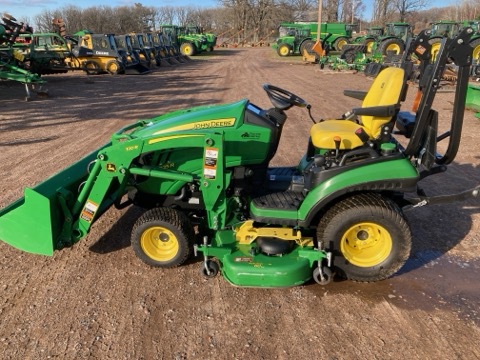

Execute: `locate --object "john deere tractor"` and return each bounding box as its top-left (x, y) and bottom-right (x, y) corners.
top-left (0, 28), bottom-right (477, 288)
top-left (274, 27), bottom-right (313, 57)
top-left (159, 25), bottom-right (207, 56)
top-left (352, 26), bottom-right (384, 53)
top-left (273, 22), bottom-right (354, 56)
top-left (429, 21), bottom-right (461, 61)
top-left (372, 22), bottom-right (412, 56)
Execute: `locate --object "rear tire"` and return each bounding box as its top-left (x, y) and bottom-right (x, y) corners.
top-left (333, 36), bottom-right (349, 51)
top-left (300, 40), bottom-right (315, 55)
top-left (84, 60), bottom-right (101, 75)
top-left (131, 207), bottom-right (194, 268)
top-left (317, 193), bottom-right (411, 282)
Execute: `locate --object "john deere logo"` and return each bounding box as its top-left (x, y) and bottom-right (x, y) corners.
top-left (241, 132), bottom-right (260, 139)
top-left (192, 119), bottom-right (235, 129)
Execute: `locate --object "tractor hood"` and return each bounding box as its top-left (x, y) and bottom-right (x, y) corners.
top-left (130, 99), bottom-right (248, 138)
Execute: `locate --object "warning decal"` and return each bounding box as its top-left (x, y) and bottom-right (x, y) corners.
top-left (80, 200), bottom-right (99, 223)
top-left (204, 147), bottom-right (218, 179)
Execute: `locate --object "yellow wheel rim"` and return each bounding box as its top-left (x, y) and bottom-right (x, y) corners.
top-left (107, 62), bottom-right (118, 73)
top-left (337, 39), bottom-right (348, 50)
top-left (366, 41), bottom-right (374, 54)
top-left (386, 43), bottom-right (401, 54)
top-left (473, 44), bottom-right (480, 61)
top-left (141, 226), bottom-right (179, 262)
top-left (184, 45), bottom-right (192, 54)
top-left (340, 222), bottom-right (392, 267)
top-left (279, 46), bottom-right (289, 56)
top-left (431, 42), bottom-right (441, 62)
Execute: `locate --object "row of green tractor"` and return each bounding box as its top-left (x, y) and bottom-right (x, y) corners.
top-left (271, 21), bottom-right (411, 58)
top-left (274, 20), bottom-right (480, 76)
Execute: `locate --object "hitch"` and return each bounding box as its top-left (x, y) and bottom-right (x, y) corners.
top-left (404, 186), bottom-right (480, 211)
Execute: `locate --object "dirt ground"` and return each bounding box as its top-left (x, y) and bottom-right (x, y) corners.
top-left (1, 48), bottom-right (480, 359)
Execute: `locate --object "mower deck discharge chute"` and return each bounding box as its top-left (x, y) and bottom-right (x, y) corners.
top-left (1, 28), bottom-right (478, 288)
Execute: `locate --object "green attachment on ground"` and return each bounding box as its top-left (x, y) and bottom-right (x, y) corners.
top-left (466, 84), bottom-right (480, 118)
top-left (0, 60), bottom-right (45, 84)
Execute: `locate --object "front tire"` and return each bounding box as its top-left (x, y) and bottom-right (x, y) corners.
top-left (470, 38), bottom-right (480, 62)
top-left (363, 37), bottom-right (376, 54)
top-left (277, 43), bottom-right (292, 57)
top-left (105, 60), bottom-right (121, 75)
top-left (429, 37), bottom-right (443, 62)
top-left (180, 42), bottom-right (196, 56)
top-left (378, 38), bottom-right (405, 56)
top-left (131, 207), bottom-right (194, 268)
top-left (317, 193), bottom-right (411, 282)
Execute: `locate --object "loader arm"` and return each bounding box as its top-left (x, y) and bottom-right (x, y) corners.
top-left (0, 119), bottom-right (234, 255)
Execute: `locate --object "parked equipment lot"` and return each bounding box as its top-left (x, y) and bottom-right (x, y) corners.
top-left (1, 47), bottom-right (479, 359)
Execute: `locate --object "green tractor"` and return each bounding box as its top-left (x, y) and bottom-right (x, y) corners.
top-left (186, 25), bottom-right (217, 52)
top-left (429, 21), bottom-right (461, 61)
top-left (322, 24), bottom-right (414, 72)
top-left (0, 28), bottom-right (477, 288)
top-left (462, 20), bottom-right (480, 74)
top-left (12, 32), bottom-right (78, 75)
top-left (160, 25), bottom-right (207, 56)
top-left (273, 22), bottom-right (353, 55)
top-left (273, 27), bottom-right (313, 57)
top-left (371, 22), bottom-right (412, 56)
top-left (353, 26), bottom-right (384, 53)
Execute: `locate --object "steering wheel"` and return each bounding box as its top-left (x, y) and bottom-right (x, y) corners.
top-left (263, 84), bottom-right (308, 111)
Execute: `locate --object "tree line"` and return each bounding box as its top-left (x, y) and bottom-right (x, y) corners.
top-left (18, 0), bottom-right (480, 44)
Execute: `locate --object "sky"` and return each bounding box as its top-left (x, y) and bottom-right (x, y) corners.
top-left (0, 0), bottom-right (219, 22)
top-left (1, 0), bottom-right (458, 24)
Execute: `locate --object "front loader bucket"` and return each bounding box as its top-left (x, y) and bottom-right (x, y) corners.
top-left (0, 150), bottom-right (100, 255)
top-left (124, 62), bottom-right (151, 75)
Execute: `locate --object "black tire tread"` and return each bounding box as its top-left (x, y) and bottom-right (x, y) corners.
top-left (317, 193), bottom-right (411, 282)
top-left (131, 207), bottom-right (194, 268)
top-left (379, 38), bottom-right (405, 56)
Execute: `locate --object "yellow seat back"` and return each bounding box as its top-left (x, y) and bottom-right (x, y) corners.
top-left (361, 67), bottom-right (405, 138)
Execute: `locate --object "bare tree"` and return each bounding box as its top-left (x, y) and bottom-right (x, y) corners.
top-left (372, 0), bottom-right (395, 23)
top-left (325, 0), bottom-right (341, 21)
top-left (156, 6), bottom-right (176, 27)
top-left (33, 10), bottom-right (62, 32)
top-left (394, 0), bottom-right (430, 22)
